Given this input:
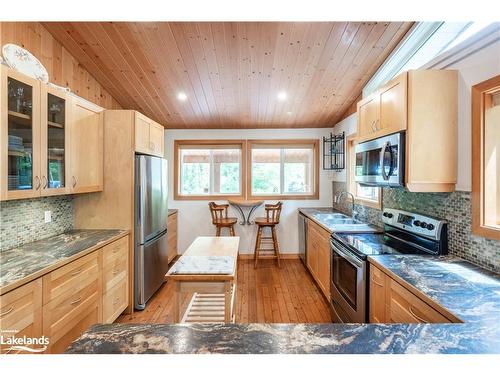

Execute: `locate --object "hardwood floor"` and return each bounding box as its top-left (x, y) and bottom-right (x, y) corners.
top-left (117, 259), bottom-right (332, 324)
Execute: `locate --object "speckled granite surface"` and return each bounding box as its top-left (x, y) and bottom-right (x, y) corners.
top-left (168, 255), bottom-right (234, 274)
top-left (299, 207), bottom-right (380, 234)
top-left (0, 229), bottom-right (127, 291)
top-left (66, 254), bottom-right (500, 354)
top-left (368, 255), bottom-right (500, 326)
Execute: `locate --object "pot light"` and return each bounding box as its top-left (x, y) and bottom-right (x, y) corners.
top-left (177, 92), bottom-right (188, 101)
top-left (277, 91), bottom-right (287, 101)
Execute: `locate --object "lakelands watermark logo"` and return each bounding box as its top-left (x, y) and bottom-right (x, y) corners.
top-left (0, 330), bottom-right (49, 353)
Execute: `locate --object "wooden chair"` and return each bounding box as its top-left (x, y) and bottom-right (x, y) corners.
top-left (253, 202), bottom-right (283, 268)
top-left (208, 202), bottom-right (238, 236)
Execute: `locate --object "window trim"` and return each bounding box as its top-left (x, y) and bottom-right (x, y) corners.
top-left (246, 139), bottom-right (320, 200)
top-left (346, 134), bottom-right (382, 209)
top-left (173, 139), bottom-right (247, 201)
top-left (471, 75), bottom-right (500, 240)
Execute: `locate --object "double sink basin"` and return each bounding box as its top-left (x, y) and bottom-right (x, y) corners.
top-left (305, 210), bottom-right (379, 233)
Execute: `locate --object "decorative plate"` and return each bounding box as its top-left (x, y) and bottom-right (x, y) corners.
top-left (2, 44), bottom-right (49, 83)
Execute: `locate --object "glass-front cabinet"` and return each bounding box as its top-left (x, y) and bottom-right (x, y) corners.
top-left (1, 66), bottom-right (70, 200)
top-left (41, 87), bottom-right (69, 195)
top-left (1, 67), bottom-right (41, 200)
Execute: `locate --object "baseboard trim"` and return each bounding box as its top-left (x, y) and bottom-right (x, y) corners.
top-left (238, 253), bottom-right (300, 260)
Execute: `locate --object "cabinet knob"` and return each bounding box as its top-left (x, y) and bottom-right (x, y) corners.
top-left (42, 175), bottom-right (48, 189)
top-left (72, 176), bottom-right (77, 188)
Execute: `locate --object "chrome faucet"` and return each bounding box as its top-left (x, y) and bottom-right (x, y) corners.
top-left (333, 190), bottom-right (356, 218)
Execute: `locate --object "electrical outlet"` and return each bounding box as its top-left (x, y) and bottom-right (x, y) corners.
top-left (44, 211), bottom-right (52, 223)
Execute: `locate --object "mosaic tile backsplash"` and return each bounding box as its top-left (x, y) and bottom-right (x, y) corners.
top-left (332, 181), bottom-right (500, 274)
top-left (0, 196), bottom-right (74, 251)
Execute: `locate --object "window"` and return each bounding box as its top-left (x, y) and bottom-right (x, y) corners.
top-left (472, 75), bottom-right (500, 240)
top-left (174, 140), bottom-right (246, 200)
top-left (363, 22), bottom-right (495, 97)
top-left (347, 136), bottom-right (382, 209)
top-left (247, 140), bottom-right (319, 199)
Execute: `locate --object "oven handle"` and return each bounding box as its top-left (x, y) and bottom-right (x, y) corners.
top-left (330, 239), bottom-right (363, 268)
top-left (379, 141), bottom-right (390, 180)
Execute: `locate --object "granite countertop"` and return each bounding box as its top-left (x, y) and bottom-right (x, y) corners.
top-left (0, 229), bottom-right (128, 294)
top-left (168, 209), bottom-right (178, 216)
top-left (299, 207), bottom-right (380, 233)
top-left (66, 253), bottom-right (500, 354)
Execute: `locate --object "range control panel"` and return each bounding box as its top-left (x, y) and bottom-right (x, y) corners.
top-left (381, 208), bottom-right (446, 240)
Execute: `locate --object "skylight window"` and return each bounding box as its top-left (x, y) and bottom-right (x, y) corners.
top-left (363, 22), bottom-right (496, 97)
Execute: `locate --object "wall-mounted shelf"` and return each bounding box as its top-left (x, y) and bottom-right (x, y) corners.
top-left (323, 131), bottom-right (345, 171)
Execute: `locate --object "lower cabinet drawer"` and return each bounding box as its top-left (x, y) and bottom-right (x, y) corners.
top-left (42, 251), bottom-right (100, 304)
top-left (0, 279), bottom-right (43, 354)
top-left (42, 278), bottom-right (100, 353)
top-left (387, 278), bottom-right (452, 323)
top-left (103, 255), bottom-right (128, 294)
top-left (102, 278), bottom-right (128, 324)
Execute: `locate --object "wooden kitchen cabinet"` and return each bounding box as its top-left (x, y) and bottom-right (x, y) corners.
top-left (369, 263), bottom-right (459, 324)
top-left (306, 219), bottom-right (330, 301)
top-left (356, 70), bottom-right (457, 192)
top-left (368, 265), bottom-right (388, 323)
top-left (1, 66), bottom-right (104, 200)
top-left (68, 96), bottom-right (104, 194)
top-left (134, 111), bottom-right (164, 157)
top-left (0, 278), bottom-right (42, 354)
top-left (42, 251), bottom-right (101, 353)
top-left (167, 211), bottom-right (178, 263)
top-left (0, 66), bottom-right (42, 200)
top-left (357, 92), bottom-right (380, 139)
top-left (101, 236), bottom-right (129, 323)
top-left (40, 85), bottom-right (70, 196)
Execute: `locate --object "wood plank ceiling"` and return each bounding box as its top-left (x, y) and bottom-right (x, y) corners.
top-left (43, 22), bottom-right (413, 129)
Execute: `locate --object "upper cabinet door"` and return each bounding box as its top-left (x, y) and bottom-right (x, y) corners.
top-left (134, 112), bottom-right (165, 157)
top-left (134, 112), bottom-right (152, 155)
top-left (149, 121), bottom-right (164, 157)
top-left (68, 96), bottom-right (104, 194)
top-left (379, 72), bottom-right (407, 135)
top-left (40, 87), bottom-right (70, 196)
top-left (0, 67), bottom-right (41, 200)
top-left (357, 94), bottom-right (379, 139)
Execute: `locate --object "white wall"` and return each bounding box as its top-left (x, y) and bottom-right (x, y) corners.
top-left (446, 40), bottom-right (500, 191)
top-left (164, 128), bottom-right (336, 254)
top-left (331, 113), bottom-right (357, 183)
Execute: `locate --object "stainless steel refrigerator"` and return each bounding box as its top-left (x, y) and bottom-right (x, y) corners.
top-left (134, 155), bottom-right (169, 310)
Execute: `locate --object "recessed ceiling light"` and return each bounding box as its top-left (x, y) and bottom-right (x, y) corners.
top-left (286, 111), bottom-right (293, 115)
top-left (277, 91), bottom-right (287, 101)
top-left (177, 92), bottom-right (188, 101)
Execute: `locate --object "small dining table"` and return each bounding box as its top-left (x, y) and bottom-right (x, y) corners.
top-left (165, 236), bottom-right (240, 323)
top-left (227, 198), bottom-right (264, 225)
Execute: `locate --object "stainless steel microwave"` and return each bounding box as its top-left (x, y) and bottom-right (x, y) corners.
top-left (354, 132), bottom-right (405, 188)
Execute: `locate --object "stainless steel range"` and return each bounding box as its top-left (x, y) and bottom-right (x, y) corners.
top-left (330, 208), bottom-right (448, 323)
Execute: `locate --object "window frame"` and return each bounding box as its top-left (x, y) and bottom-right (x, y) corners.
top-left (471, 74), bottom-right (500, 240)
top-left (173, 139), bottom-right (247, 200)
top-left (346, 134), bottom-right (382, 209)
top-left (246, 139), bottom-right (320, 200)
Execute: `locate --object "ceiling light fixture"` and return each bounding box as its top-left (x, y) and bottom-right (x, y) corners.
top-left (277, 91), bottom-right (287, 101)
top-left (177, 92), bottom-right (188, 101)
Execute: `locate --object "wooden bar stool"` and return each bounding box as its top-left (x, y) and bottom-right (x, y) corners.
top-left (253, 202), bottom-right (283, 268)
top-left (208, 202), bottom-right (238, 236)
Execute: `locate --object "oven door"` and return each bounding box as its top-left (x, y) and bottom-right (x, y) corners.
top-left (330, 238), bottom-right (366, 323)
top-left (354, 132), bottom-right (405, 187)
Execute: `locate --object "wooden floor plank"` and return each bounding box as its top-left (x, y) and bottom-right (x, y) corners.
top-left (117, 259), bottom-right (332, 324)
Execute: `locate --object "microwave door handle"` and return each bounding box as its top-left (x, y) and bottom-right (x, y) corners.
top-left (380, 141), bottom-right (389, 180)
